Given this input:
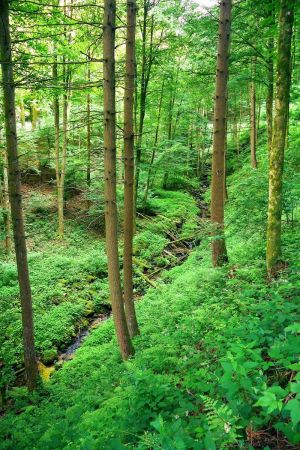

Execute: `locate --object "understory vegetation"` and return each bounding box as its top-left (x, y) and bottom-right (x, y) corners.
top-left (0, 187), bottom-right (198, 382)
top-left (1, 125), bottom-right (300, 448)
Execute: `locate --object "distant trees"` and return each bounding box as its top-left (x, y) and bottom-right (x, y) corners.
top-left (103, 0), bottom-right (134, 359)
top-left (210, 0), bottom-right (232, 267)
top-left (266, 0), bottom-right (295, 275)
top-left (0, 0), bottom-right (38, 389)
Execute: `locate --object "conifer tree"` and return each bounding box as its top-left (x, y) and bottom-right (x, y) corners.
top-left (210, 0), bottom-right (232, 267)
top-left (0, 0), bottom-right (38, 389)
top-left (123, 0), bottom-right (139, 337)
top-left (103, 0), bottom-right (134, 358)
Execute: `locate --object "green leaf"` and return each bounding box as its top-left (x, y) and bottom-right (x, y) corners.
top-left (284, 399), bottom-right (300, 428)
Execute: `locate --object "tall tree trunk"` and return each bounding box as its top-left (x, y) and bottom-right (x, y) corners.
top-left (266, 0), bottom-right (274, 154)
top-left (250, 60), bottom-right (257, 168)
top-left (31, 101), bottom-right (38, 131)
top-left (2, 150), bottom-right (12, 253)
top-left (123, 0), bottom-right (139, 337)
top-left (53, 54), bottom-right (62, 238)
top-left (20, 98), bottom-right (25, 128)
top-left (0, 0), bottom-right (38, 390)
top-left (143, 78), bottom-right (165, 206)
top-left (103, 0), bottom-right (134, 358)
top-left (257, 86), bottom-right (262, 141)
top-left (134, 5), bottom-right (154, 206)
top-left (266, 0), bottom-right (295, 276)
top-left (86, 53), bottom-right (91, 187)
top-left (210, 0), bottom-right (232, 267)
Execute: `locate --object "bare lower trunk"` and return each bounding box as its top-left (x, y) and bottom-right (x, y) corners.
top-left (2, 151), bottom-right (11, 253)
top-left (250, 63), bottom-right (257, 168)
top-left (266, 0), bottom-right (295, 276)
top-left (266, 0), bottom-right (274, 154)
top-left (86, 54), bottom-right (91, 187)
top-left (0, 0), bottom-right (38, 390)
top-left (134, 5), bottom-right (154, 207)
top-left (20, 98), bottom-right (25, 128)
top-left (123, 0), bottom-right (139, 337)
top-left (53, 54), bottom-right (64, 239)
top-left (103, 0), bottom-right (134, 359)
top-left (210, 0), bottom-right (232, 267)
top-left (143, 78), bottom-right (164, 206)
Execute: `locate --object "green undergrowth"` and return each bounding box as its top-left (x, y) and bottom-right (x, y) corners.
top-left (0, 230), bottom-right (299, 448)
top-left (0, 189), bottom-right (198, 388)
top-left (0, 132), bottom-right (299, 448)
top-left (1, 127), bottom-right (300, 448)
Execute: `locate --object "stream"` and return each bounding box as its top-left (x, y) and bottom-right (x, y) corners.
top-left (53, 186), bottom-right (207, 366)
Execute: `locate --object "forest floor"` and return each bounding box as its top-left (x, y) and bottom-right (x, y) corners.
top-left (0, 128), bottom-right (300, 449)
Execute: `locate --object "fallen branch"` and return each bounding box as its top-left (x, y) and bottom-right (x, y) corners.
top-left (138, 272), bottom-right (158, 288)
top-left (149, 253), bottom-right (190, 277)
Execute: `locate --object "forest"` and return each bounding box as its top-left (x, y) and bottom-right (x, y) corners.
top-left (0, 0), bottom-right (299, 448)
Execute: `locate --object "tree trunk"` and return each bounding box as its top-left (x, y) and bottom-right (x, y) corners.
top-left (20, 98), bottom-right (26, 128)
top-left (53, 55), bottom-right (62, 238)
top-left (210, 0), bottom-right (232, 267)
top-left (134, 5), bottom-right (154, 206)
top-left (86, 53), bottom-right (91, 187)
top-left (123, 0), bottom-right (139, 337)
top-left (143, 78), bottom-right (165, 206)
top-left (250, 61), bottom-right (257, 168)
top-left (31, 101), bottom-right (38, 131)
top-left (266, 0), bottom-right (274, 154)
top-left (257, 86), bottom-right (262, 141)
top-left (2, 150), bottom-right (12, 253)
top-left (103, 0), bottom-right (134, 359)
top-left (0, 0), bottom-right (38, 390)
top-left (266, 0), bottom-right (295, 276)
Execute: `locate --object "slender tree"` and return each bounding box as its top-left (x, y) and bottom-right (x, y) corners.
top-left (103, 0), bottom-right (134, 358)
top-left (250, 59), bottom-right (257, 168)
top-left (52, 54), bottom-right (63, 236)
top-left (266, 0), bottom-right (275, 154)
top-left (86, 52), bottom-right (92, 187)
top-left (0, 0), bottom-right (38, 389)
top-left (1, 149), bottom-right (12, 253)
top-left (210, 0), bottom-right (232, 267)
top-left (266, 0), bottom-right (295, 275)
top-left (142, 77), bottom-right (165, 207)
top-left (123, 0), bottom-right (139, 337)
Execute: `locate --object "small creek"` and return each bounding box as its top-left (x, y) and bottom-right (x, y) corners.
top-left (58, 313), bottom-right (110, 362)
top-left (52, 186), bottom-right (207, 367)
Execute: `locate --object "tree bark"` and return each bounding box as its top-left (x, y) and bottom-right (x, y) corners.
top-left (211, 0), bottom-right (232, 267)
top-left (0, 0), bottom-right (38, 390)
top-left (53, 54), bottom-right (62, 238)
top-left (250, 60), bottom-right (257, 168)
top-left (20, 98), bottom-right (25, 128)
top-left (266, 0), bottom-right (295, 276)
top-left (2, 150), bottom-right (12, 253)
top-left (266, 0), bottom-right (274, 154)
top-left (123, 0), bottom-right (139, 337)
top-left (143, 77), bottom-right (165, 206)
top-left (86, 52), bottom-right (91, 187)
top-left (134, 4), bottom-right (154, 206)
top-left (103, 0), bottom-right (134, 358)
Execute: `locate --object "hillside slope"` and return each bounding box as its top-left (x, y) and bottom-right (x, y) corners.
top-left (0, 128), bottom-right (300, 449)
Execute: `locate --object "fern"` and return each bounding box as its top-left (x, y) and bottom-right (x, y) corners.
top-left (200, 395), bottom-right (242, 447)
